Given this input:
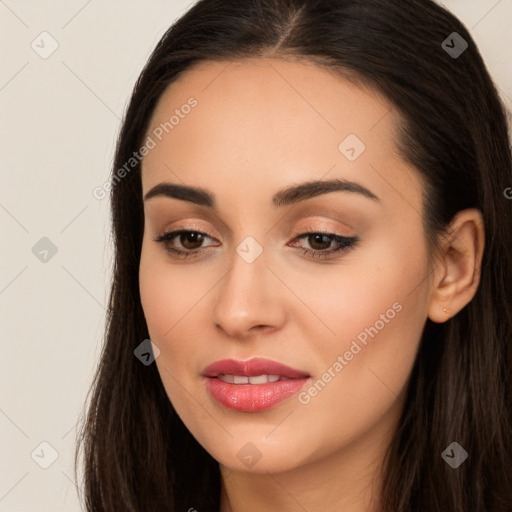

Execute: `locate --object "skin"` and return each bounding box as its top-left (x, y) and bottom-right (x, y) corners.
top-left (138, 58), bottom-right (485, 512)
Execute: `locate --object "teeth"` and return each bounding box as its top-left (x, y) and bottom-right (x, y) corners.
top-left (218, 374), bottom-right (281, 384)
top-left (248, 374), bottom-right (272, 384)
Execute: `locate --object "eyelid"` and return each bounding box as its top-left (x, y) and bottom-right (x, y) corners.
top-left (162, 222), bottom-right (220, 239)
top-left (159, 215), bottom-right (355, 238)
top-left (292, 221), bottom-right (354, 238)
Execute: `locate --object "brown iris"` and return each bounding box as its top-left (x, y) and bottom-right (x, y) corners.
top-left (307, 234), bottom-right (332, 250)
top-left (179, 232), bottom-right (205, 250)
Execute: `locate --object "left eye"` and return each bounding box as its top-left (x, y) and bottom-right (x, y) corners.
top-left (154, 230), bottom-right (360, 260)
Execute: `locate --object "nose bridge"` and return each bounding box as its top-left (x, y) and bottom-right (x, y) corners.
top-left (212, 235), bottom-right (285, 336)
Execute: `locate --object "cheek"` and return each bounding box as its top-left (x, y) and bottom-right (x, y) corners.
top-left (139, 245), bottom-right (203, 413)
top-left (293, 230), bottom-right (429, 430)
top-left (286, 227), bottom-right (429, 355)
top-left (139, 241), bottom-right (222, 396)
top-left (139, 256), bottom-right (175, 340)
top-left (139, 242), bottom-right (209, 341)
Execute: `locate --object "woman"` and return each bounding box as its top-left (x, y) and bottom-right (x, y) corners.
top-left (75, 0), bottom-right (512, 510)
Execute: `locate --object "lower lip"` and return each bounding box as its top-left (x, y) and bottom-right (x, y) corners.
top-left (204, 377), bottom-right (310, 412)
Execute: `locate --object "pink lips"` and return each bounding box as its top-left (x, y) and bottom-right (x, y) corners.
top-left (202, 357), bottom-right (311, 412)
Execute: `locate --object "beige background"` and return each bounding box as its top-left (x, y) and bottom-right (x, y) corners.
top-left (1, 1), bottom-right (511, 510)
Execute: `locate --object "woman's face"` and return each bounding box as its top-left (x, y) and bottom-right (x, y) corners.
top-left (139, 58), bottom-right (433, 474)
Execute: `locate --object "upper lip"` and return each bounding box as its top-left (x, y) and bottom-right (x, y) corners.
top-left (202, 357), bottom-right (310, 379)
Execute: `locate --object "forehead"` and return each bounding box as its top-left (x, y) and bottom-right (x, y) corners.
top-left (144, 57), bottom-right (396, 150)
top-left (141, 58), bottom-right (423, 214)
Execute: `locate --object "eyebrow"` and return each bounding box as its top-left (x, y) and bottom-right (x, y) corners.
top-left (143, 178), bottom-right (380, 207)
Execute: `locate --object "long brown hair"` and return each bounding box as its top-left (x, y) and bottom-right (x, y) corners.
top-left (75, 0), bottom-right (512, 510)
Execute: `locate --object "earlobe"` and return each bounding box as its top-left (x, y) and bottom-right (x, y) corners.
top-left (427, 208), bottom-right (485, 324)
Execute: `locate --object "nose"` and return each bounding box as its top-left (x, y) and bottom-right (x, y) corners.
top-left (211, 244), bottom-right (287, 339)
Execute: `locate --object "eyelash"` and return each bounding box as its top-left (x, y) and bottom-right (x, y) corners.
top-left (153, 228), bottom-right (360, 260)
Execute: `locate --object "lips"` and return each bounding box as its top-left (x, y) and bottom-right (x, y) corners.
top-left (202, 357), bottom-right (311, 412)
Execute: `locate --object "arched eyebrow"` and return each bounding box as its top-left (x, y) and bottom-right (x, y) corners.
top-left (143, 178), bottom-right (380, 207)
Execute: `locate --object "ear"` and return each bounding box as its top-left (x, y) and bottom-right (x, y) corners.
top-left (427, 208), bottom-right (485, 323)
